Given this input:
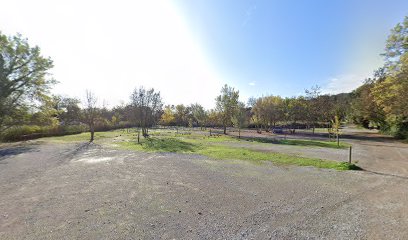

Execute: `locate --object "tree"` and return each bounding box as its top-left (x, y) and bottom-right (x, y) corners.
top-left (252, 95), bottom-right (285, 132)
top-left (215, 84), bottom-right (239, 134)
top-left (130, 87), bottom-right (163, 138)
top-left (305, 85), bottom-right (323, 134)
top-left (30, 95), bottom-right (60, 127)
top-left (331, 115), bottom-right (341, 146)
top-left (383, 16), bottom-right (408, 71)
top-left (0, 32), bottom-right (55, 133)
top-left (207, 109), bottom-right (221, 127)
top-left (83, 90), bottom-right (98, 142)
top-left (174, 104), bottom-right (189, 127)
top-left (285, 97), bottom-right (307, 134)
top-left (232, 102), bottom-right (248, 138)
top-left (190, 103), bottom-right (207, 129)
top-left (57, 96), bottom-right (81, 125)
top-left (372, 53), bottom-right (408, 117)
top-left (160, 105), bottom-right (176, 126)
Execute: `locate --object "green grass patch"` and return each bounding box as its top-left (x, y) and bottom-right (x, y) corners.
top-left (197, 145), bottom-right (356, 170)
top-left (117, 137), bottom-right (358, 170)
top-left (117, 137), bottom-right (202, 153)
top-left (246, 137), bottom-right (350, 149)
top-left (143, 137), bottom-right (201, 152)
top-left (39, 128), bottom-right (359, 170)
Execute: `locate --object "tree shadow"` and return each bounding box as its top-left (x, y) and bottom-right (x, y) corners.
top-left (0, 145), bottom-right (37, 162)
top-left (143, 137), bottom-right (199, 152)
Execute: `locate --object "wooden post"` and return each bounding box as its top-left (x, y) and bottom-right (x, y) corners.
top-left (349, 146), bottom-right (352, 164)
top-left (337, 131), bottom-right (340, 147)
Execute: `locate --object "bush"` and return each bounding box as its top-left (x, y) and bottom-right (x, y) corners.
top-left (0, 124), bottom-right (88, 142)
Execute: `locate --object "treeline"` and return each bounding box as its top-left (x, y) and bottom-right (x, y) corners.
top-left (1, 16), bottom-right (407, 141)
top-left (349, 16), bottom-right (408, 138)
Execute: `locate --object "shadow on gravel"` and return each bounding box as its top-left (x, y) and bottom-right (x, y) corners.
top-left (0, 146), bottom-right (37, 162)
top-left (62, 142), bottom-right (100, 159)
top-left (362, 169), bottom-right (408, 180)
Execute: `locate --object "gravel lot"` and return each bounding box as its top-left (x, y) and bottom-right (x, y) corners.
top-left (1, 128), bottom-right (408, 239)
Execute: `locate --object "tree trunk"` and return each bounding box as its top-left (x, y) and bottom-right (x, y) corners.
top-left (223, 125), bottom-right (227, 135)
top-left (137, 129), bottom-right (140, 144)
top-left (337, 131), bottom-right (340, 147)
top-left (238, 128), bottom-right (241, 139)
top-left (90, 125), bottom-right (94, 142)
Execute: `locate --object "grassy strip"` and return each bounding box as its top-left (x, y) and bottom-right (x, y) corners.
top-left (116, 137), bottom-right (358, 170)
top-left (197, 145), bottom-right (357, 170)
top-left (244, 137), bottom-right (350, 149)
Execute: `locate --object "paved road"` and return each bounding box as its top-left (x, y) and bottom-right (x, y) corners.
top-left (0, 129), bottom-right (407, 239)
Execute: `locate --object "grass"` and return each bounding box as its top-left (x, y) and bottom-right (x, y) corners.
top-left (39, 128), bottom-right (359, 170)
top-left (241, 136), bottom-right (350, 148)
top-left (42, 130), bottom-right (134, 142)
top-left (119, 137), bottom-right (201, 152)
top-left (116, 136), bottom-right (358, 170)
top-left (197, 145), bottom-right (358, 170)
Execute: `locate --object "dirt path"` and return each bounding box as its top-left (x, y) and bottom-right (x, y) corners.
top-left (1, 132), bottom-right (408, 239)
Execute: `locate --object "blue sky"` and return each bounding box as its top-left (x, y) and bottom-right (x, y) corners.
top-left (175, 0), bottom-right (408, 98)
top-left (1, 0), bottom-right (407, 108)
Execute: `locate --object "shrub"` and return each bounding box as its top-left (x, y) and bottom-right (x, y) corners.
top-left (0, 124), bottom-right (89, 142)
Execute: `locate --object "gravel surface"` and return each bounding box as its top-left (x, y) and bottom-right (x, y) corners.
top-left (1, 128), bottom-right (408, 239)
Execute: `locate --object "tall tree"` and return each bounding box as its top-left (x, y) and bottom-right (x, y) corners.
top-left (305, 85), bottom-right (323, 134)
top-left (215, 84), bottom-right (239, 134)
top-left (232, 102), bottom-right (248, 138)
top-left (130, 87), bottom-right (163, 137)
top-left (0, 32), bottom-right (55, 133)
top-left (190, 103), bottom-right (207, 129)
top-left (383, 16), bottom-right (408, 71)
top-left (83, 90), bottom-right (98, 142)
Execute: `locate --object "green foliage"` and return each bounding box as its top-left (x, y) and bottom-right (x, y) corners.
top-left (0, 124), bottom-right (87, 141)
top-left (215, 84), bottom-right (240, 133)
top-left (349, 16), bottom-right (408, 139)
top-left (232, 102), bottom-right (248, 136)
top-left (383, 16), bottom-right (408, 71)
top-left (0, 32), bottom-right (55, 132)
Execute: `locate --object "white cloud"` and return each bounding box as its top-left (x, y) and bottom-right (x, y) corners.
top-left (249, 82), bottom-right (256, 86)
top-left (0, 0), bottom-right (224, 109)
top-left (322, 74), bottom-right (367, 94)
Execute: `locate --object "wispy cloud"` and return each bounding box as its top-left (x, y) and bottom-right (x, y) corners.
top-left (322, 74), bottom-right (366, 94)
top-left (242, 4), bottom-right (257, 26)
top-left (249, 82), bottom-right (256, 86)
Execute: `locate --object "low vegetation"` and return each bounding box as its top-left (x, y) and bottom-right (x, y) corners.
top-left (245, 137), bottom-right (350, 149)
top-left (43, 129), bottom-right (358, 170)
